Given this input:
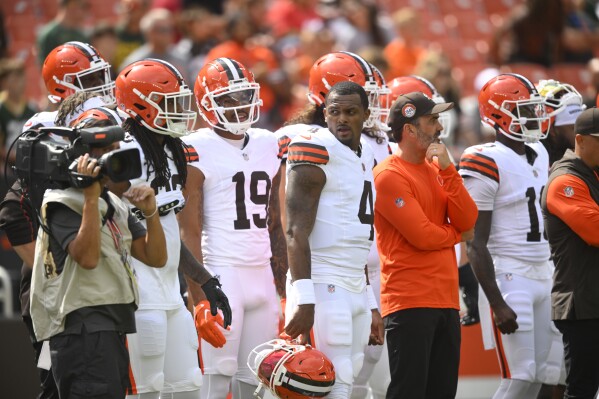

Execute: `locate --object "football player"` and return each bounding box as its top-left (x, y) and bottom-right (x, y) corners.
top-left (275, 51), bottom-right (388, 399)
top-left (22, 41), bottom-right (116, 132)
top-left (459, 73), bottom-right (564, 399)
top-left (536, 79), bottom-right (585, 166)
top-left (116, 58), bottom-right (229, 399)
top-left (178, 57), bottom-right (286, 399)
top-left (284, 81), bottom-right (384, 399)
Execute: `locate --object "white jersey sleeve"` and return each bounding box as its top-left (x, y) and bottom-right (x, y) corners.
top-left (183, 128), bottom-right (280, 268)
top-left (287, 129), bottom-right (376, 292)
top-left (459, 141), bottom-right (550, 265)
top-left (275, 123), bottom-right (322, 161)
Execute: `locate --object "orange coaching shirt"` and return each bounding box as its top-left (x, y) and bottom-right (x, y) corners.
top-left (373, 156), bottom-right (478, 318)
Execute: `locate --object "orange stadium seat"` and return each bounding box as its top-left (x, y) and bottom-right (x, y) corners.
top-left (482, 0), bottom-right (523, 16)
top-left (500, 63), bottom-right (549, 83)
top-left (419, 13), bottom-right (449, 41)
top-left (37, 0), bottom-right (60, 21)
top-left (436, 0), bottom-right (484, 15)
top-left (88, 0), bottom-right (119, 23)
top-left (552, 63), bottom-right (591, 94)
top-left (446, 11), bottom-right (495, 41)
top-left (431, 38), bottom-right (488, 66)
top-left (5, 14), bottom-right (43, 43)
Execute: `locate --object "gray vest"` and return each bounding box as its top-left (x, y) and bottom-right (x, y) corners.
top-left (30, 188), bottom-right (139, 341)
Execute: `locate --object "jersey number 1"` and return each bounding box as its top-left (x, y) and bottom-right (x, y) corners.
top-left (232, 171), bottom-right (271, 230)
top-left (525, 186), bottom-right (543, 242)
top-left (358, 181), bottom-right (374, 241)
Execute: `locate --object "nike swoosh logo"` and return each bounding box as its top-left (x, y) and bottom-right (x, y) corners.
top-left (300, 135), bottom-right (312, 140)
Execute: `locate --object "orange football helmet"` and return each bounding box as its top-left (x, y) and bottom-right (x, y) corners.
top-left (42, 41), bottom-right (115, 104)
top-left (70, 106), bottom-right (124, 128)
top-left (116, 58), bottom-right (196, 137)
top-left (195, 57), bottom-right (262, 135)
top-left (479, 73), bottom-right (550, 142)
top-left (307, 52), bottom-right (369, 106)
top-left (387, 75), bottom-right (452, 139)
top-left (248, 339), bottom-right (336, 399)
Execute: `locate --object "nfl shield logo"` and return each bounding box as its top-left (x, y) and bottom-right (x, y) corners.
top-left (328, 284), bottom-right (335, 293)
top-left (564, 186), bottom-right (574, 197)
top-left (395, 198), bottom-right (405, 208)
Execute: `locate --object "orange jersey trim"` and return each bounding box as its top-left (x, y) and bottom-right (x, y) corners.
top-left (287, 142), bottom-right (329, 165)
top-left (125, 337), bottom-right (138, 395)
top-left (184, 145), bottom-right (199, 163)
top-left (278, 135), bottom-right (291, 159)
top-left (493, 321), bottom-right (512, 379)
top-left (459, 152), bottom-right (500, 183)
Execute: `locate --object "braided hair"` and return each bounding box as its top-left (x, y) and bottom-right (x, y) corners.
top-left (284, 103), bottom-right (326, 127)
top-left (123, 118), bottom-right (188, 189)
top-left (55, 91), bottom-right (101, 126)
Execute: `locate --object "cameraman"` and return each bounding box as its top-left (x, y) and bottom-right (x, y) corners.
top-left (29, 129), bottom-right (167, 399)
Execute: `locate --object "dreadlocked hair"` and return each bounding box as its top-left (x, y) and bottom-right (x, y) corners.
top-left (284, 103), bottom-right (326, 127)
top-left (55, 92), bottom-right (101, 126)
top-left (122, 118), bottom-right (188, 189)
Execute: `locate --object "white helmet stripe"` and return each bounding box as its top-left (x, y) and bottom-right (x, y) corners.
top-left (219, 57), bottom-right (242, 81)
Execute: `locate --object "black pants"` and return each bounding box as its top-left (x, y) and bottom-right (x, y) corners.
top-left (23, 315), bottom-right (59, 399)
top-left (554, 319), bottom-right (599, 399)
top-left (50, 326), bottom-right (130, 399)
top-left (384, 308), bottom-right (461, 399)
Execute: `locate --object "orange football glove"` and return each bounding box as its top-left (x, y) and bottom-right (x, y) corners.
top-left (194, 300), bottom-right (227, 348)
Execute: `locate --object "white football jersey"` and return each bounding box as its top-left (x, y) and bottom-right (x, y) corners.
top-left (120, 134), bottom-right (185, 310)
top-left (361, 133), bottom-right (393, 272)
top-left (22, 111), bottom-right (57, 132)
top-left (183, 128), bottom-right (281, 268)
top-left (287, 128), bottom-right (376, 293)
top-left (459, 141), bottom-right (551, 265)
top-left (275, 123), bottom-right (322, 161)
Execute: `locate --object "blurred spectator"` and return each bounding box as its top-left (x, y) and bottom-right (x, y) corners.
top-left (561, 0), bottom-right (599, 63)
top-left (36, 0), bottom-right (89, 65)
top-left (358, 45), bottom-right (389, 78)
top-left (536, 79), bottom-right (585, 165)
top-left (266, 0), bottom-right (320, 40)
top-left (289, 23), bottom-right (335, 85)
top-left (90, 23), bottom-right (120, 79)
top-left (152, 0), bottom-right (183, 13)
top-left (489, 0), bottom-right (564, 67)
top-left (0, 10), bottom-right (7, 59)
top-left (119, 8), bottom-right (189, 82)
top-left (583, 57), bottom-right (599, 108)
top-left (383, 7), bottom-right (427, 80)
top-left (416, 51), bottom-right (461, 144)
top-left (184, 0), bottom-right (223, 14)
top-left (0, 59), bottom-right (38, 164)
top-left (205, 11), bottom-right (285, 129)
top-left (335, 0), bottom-right (393, 53)
top-left (174, 7), bottom-right (223, 80)
top-left (114, 0), bottom-right (152, 69)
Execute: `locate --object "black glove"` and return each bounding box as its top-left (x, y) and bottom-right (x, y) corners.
top-left (201, 277), bottom-right (232, 329)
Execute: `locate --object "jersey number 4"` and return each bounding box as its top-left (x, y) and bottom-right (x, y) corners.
top-left (232, 171), bottom-right (271, 230)
top-left (358, 181), bottom-right (374, 241)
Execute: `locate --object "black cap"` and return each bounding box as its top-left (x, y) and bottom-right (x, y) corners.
top-left (574, 108), bottom-right (599, 136)
top-left (388, 92), bottom-right (454, 132)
